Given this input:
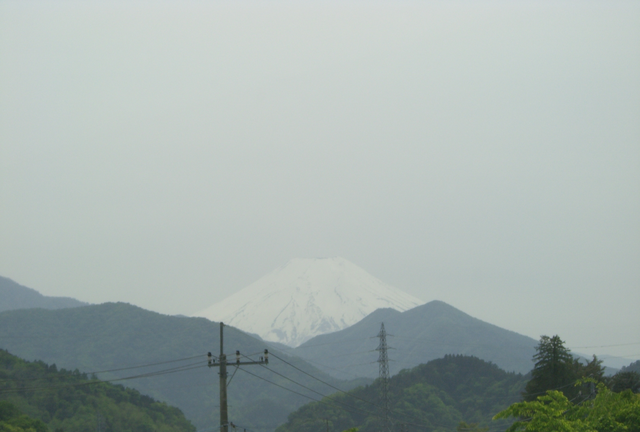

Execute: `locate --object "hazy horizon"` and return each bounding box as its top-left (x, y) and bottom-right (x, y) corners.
top-left (1, 0), bottom-right (638, 360)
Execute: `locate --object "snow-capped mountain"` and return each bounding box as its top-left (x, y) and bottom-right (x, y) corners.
top-left (192, 257), bottom-right (424, 347)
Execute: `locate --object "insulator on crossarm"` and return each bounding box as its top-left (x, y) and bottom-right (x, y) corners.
top-left (236, 350), bottom-right (240, 364)
top-left (264, 349), bottom-right (269, 364)
top-left (207, 352), bottom-right (212, 366)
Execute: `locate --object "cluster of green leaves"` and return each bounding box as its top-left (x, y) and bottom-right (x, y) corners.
top-left (276, 355), bottom-right (527, 432)
top-left (0, 349), bottom-right (195, 432)
top-left (0, 400), bottom-right (47, 432)
top-left (494, 381), bottom-right (640, 432)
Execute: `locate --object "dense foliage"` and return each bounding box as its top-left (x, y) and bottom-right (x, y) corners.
top-left (0, 349), bottom-right (195, 432)
top-left (495, 381), bottom-right (640, 432)
top-left (276, 355), bottom-right (527, 432)
top-left (0, 400), bottom-right (47, 432)
top-left (523, 335), bottom-right (605, 401)
top-left (608, 371), bottom-right (640, 394)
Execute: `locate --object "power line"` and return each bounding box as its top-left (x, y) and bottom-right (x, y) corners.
top-left (568, 342), bottom-right (640, 349)
top-left (236, 366), bottom-right (324, 404)
top-left (0, 361), bottom-right (207, 395)
top-left (0, 353), bottom-right (207, 386)
top-left (293, 337), bottom-right (371, 349)
top-left (240, 353), bottom-right (381, 420)
top-left (245, 351), bottom-right (443, 431)
top-left (86, 354), bottom-right (205, 375)
top-left (269, 352), bottom-right (381, 410)
top-left (242, 355), bottom-right (479, 432)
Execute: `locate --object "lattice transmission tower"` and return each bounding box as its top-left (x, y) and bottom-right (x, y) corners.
top-left (376, 322), bottom-right (391, 432)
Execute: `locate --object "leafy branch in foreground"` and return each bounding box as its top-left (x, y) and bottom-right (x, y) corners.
top-left (494, 380), bottom-right (640, 432)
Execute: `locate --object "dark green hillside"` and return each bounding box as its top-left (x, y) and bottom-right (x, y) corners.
top-left (0, 400), bottom-right (48, 432)
top-left (0, 276), bottom-right (87, 313)
top-left (277, 355), bottom-right (526, 432)
top-left (293, 301), bottom-right (537, 379)
top-left (621, 360), bottom-right (640, 374)
top-left (0, 349), bottom-right (194, 432)
top-left (0, 303), bottom-right (368, 431)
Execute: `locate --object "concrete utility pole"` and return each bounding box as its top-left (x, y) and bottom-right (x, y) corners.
top-left (208, 322), bottom-right (268, 432)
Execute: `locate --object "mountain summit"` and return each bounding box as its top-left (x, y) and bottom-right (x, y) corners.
top-left (192, 257), bottom-right (423, 346)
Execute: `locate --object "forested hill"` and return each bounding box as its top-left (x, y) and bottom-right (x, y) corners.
top-left (0, 302), bottom-right (369, 431)
top-left (0, 349), bottom-right (195, 432)
top-left (277, 355), bottom-right (526, 432)
top-left (0, 276), bottom-right (87, 312)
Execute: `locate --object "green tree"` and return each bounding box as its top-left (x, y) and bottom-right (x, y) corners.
top-left (572, 355), bottom-right (606, 398)
top-left (575, 355), bottom-right (605, 382)
top-left (608, 371), bottom-right (640, 393)
top-left (523, 335), bottom-right (576, 401)
top-left (494, 381), bottom-right (640, 432)
top-left (0, 401), bottom-right (48, 432)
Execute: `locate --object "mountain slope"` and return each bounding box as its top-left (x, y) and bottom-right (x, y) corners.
top-left (0, 349), bottom-right (195, 432)
top-left (291, 301), bottom-right (538, 379)
top-left (276, 355), bottom-right (526, 432)
top-left (0, 303), bottom-right (369, 431)
top-left (0, 276), bottom-right (87, 312)
top-left (193, 257), bottom-right (423, 347)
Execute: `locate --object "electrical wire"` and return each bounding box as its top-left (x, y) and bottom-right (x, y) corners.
top-left (266, 353), bottom-right (466, 431)
top-left (86, 354), bottom-right (205, 375)
top-left (2, 354), bottom-right (202, 388)
top-left (295, 336), bottom-right (640, 353)
top-left (239, 354), bottom-right (380, 419)
top-left (0, 360), bottom-right (207, 395)
top-left (568, 342), bottom-right (640, 349)
top-left (238, 357), bottom-right (440, 431)
top-left (236, 366), bottom-right (324, 404)
top-left (269, 352), bottom-right (381, 410)
top-left (294, 337), bottom-right (371, 349)
top-left (523, 378), bottom-right (584, 398)
top-left (0, 354), bottom-right (207, 385)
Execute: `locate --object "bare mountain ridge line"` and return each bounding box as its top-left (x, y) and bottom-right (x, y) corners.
top-left (0, 275), bottom-right (88, 312)
top-left (192, 256), bottom-right (423, 347)
top-left (289, 300), bottom-right (540, 378)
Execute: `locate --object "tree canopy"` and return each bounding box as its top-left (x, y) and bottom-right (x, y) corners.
top-left (277, 355), bottom-right (526, 432)
top-left (494, 381), bottom-right (640, 432)
top-left (0, 400), bottom-right (48, 432)
top-left (0, 349), bottom-right (195, 432)
top-left (523, 335), bottom-right (605, 402)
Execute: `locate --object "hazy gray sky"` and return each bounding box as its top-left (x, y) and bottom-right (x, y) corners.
top-left (1, 0), bottom-right (638, 359)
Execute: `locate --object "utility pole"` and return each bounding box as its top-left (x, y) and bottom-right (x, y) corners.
top-left (208, 322), bottom-right (268, 432)
top-left (376, 323), bottom-right (391, 432)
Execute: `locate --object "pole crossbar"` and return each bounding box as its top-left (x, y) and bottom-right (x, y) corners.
top-left (207, 322), bottom-right (269, 432)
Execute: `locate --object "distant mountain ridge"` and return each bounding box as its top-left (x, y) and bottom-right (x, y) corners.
top-left (291, 300), bottom-right (538, 378)
top-left (0, 302), bottom-right (369, 431)
top-left (0, 276), bottom-right (88, 312)
top-left (193, 257), bottom-right (423, 347)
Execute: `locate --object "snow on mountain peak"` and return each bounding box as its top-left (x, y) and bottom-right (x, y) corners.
top-left (192, 257), bottom-right (423, 347)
